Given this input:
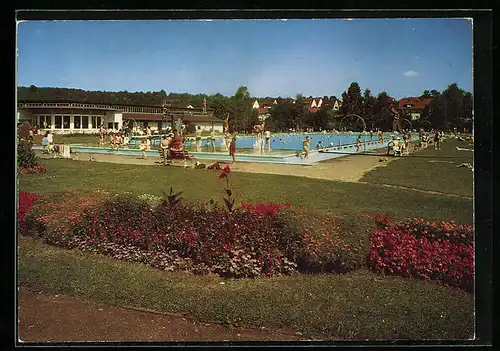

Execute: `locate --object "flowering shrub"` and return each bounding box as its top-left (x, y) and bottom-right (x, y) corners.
top-left (369, 215), bottom-right (473, 292)
top-left (17, 192), bottom-right (40, 236)
top-left (18, 163), bottom-right (48, 175)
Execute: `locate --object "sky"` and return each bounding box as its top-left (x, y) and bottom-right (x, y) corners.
top-left (17, 18), bottom-right (473, 100)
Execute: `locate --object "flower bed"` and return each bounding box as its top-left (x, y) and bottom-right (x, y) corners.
top-left (18, 163), bottom-right (48, 175)
top-left (368, 215), bottom-right (473, 292)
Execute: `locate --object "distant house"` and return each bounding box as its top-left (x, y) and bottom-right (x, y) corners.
top-left (397, 97), bottom-right (433, 120)
top-left (318, 98), bottom-right (342, 112)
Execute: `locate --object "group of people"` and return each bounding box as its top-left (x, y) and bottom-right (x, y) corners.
top-left (418, 129), bottom-right (443, 150)
top-left (157, 133), bottom-right (191, 164)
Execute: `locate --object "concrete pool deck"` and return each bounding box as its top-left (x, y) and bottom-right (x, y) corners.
top-left (36, 148), bottom-right (399, 183)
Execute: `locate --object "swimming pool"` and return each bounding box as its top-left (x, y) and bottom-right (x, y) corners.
top-left (33, 132), bottom-right (419, 165)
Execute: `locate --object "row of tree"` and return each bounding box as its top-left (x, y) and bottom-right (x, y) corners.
top-left (19, 82), bottom-right (473, 133)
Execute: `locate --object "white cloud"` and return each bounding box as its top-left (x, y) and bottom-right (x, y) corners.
top-left (404, 70), bottom-right (419, 77)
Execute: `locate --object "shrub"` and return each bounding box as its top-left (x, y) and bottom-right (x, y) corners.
top-left (17, 139), bottom-right (39, 169)
top-left (17, 192), bottom-right (40, 237)
top-left (369, 215), bottom-right (473, 292)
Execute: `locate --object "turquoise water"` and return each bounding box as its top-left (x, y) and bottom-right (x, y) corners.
top-left (126, 132), bottom-right (418, 152)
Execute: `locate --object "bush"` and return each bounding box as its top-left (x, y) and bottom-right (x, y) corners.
top-left (17, 139), bottom-right (39, 169)
top-left (369, 215), bottom-right (473, 292)
top-left (17, 192), bottom-right (40, 237)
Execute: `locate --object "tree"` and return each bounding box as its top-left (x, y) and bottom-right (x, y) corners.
top-left (420, 90), bottom-right (431, 99)
top-left (442, 83), bottom-right (464, 130)
top-left (268, 100), bottom-right (295, 132)
top-left (212, 94), bottom-right (232, 121)
top-left (340, 82), bottom-right (363, 116)
top-left (293, 94), bottom-right (308, 131)
top-left (362, 89), bottom-right (377, 128)
top-left (430, 89), bottom-right (440, 97)
top-left (230, 86), bottom-right (256, 133)
top-left (372, 92), bottom-right (394, 130)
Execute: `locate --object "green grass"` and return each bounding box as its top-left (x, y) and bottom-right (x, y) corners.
top-left (19, 237), bottom-right (474, 340)
top-left (19, 158), bottom-right (472, 224)
top-left (361, 138), bottom-right (473, 198)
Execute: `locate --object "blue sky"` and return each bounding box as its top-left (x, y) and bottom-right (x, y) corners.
top-left (17, 19), bottom-right (473, 99)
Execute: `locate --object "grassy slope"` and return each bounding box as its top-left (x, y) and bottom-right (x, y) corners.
top-left (19, 238), bottom-right (474, 340)
top-left (361, 138), bottom-right (473, 198)
top-left (19, 158), bottom-right (472, 224)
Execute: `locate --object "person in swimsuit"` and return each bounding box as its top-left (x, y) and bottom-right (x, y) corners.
top-left (210, 131), bottom-right (216, 152)
top-left (356, 135), bottom-right (362, 152)
top-left (229, 135), bottom-right (237, 164)
top-left (302, 136), bottom-right (311, 159)
top-left (264, 130), bottom-right (271, 151)
top-left (434, 130), bottom-right (441, 150)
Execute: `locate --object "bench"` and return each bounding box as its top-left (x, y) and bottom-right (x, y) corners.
top-left (158, 148), bottom-right (194, 162)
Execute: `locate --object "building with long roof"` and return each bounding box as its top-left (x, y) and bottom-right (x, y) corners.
top-left (17, 100), bottom-right (223, 134)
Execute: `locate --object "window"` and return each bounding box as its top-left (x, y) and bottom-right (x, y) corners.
top-left (63, 116), bottom-right (70, 129)
top-left (54, 116), bottom-right (62, 129)
top-left (74, 115), bottom-right (81, 129)
top-left (108, 122), bottom-right (114, 130)
top-left (82, 116), bottom-right (89, 129)
top-left (91, 116), bottom-right (102, 128)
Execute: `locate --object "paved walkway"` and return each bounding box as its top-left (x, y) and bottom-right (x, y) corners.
top-left (18, 287), bottom-right (303, 342)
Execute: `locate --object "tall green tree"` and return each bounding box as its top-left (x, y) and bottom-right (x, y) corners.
top-left (340, 82), bottom-right (364, 116)
top-left (420, 90), bottom-right (432, 99)
top-left (372, 92), bottom-right (394, 130)
top-left (362, 89), bottom-right (377, 128)
top-left (230, 86), bottom-right (258, 133)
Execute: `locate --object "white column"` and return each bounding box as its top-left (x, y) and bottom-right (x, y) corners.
top-left (70, 115), bottom-right (74, 130)
top-left (51, 114), bottom-right (55, 130)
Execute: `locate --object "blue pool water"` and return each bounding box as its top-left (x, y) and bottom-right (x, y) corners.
top-left (127, 133), bottom-right (391, 151)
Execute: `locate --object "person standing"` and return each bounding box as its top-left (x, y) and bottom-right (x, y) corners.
top-left (229, 135), bottom-right (237, 164)
top-left (369, 130), bottom-right (374, 141)
top-left (434, 130), bottom-right (441, 150)
top-left (47, 131), bottom-right (54, 153)
top-left (160, 134), bottom-right (171, 165)
top-left (356, 135), bottom-right (362, 152)
top-left (210, 130), bottom-right (216, 152)
top-left (264, 130), bottom-right (272, 151)
top-left (302, 136), bottom-right (311, 159)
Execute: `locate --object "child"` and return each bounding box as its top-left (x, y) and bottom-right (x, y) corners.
top-left (42, 133), bottom-right (49, 153)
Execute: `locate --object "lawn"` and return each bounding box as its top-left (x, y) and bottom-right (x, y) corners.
top-left (18, 237), bottom-right (474, 340)
top-left (361, 138), bottom-right (473, 198)
top-left (18, 158), bottom-right (473, 224)
top-left (17, 144), bottom-right (475, 341)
